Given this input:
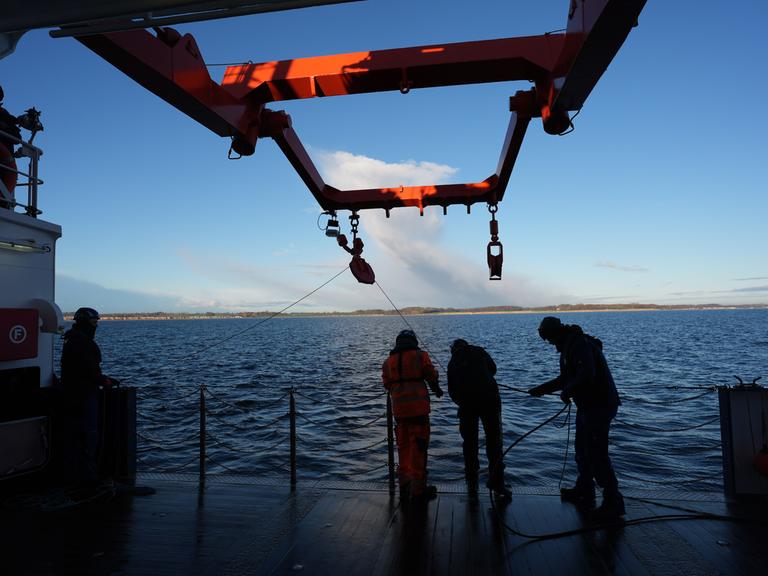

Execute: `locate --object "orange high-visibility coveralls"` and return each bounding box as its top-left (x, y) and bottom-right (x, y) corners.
top-left (382, 348), bottom-right (439, 498)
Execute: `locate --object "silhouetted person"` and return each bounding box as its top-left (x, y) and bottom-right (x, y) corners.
top-left (382, 329), bottom-right (443, 504)
top-left (0, 85), bottom-right (21, 209)
top-left (60, 307), bottom-right (115, 486)
top-left (529, 316), bottom-right (625, 519)
top-left (447, 339), bottom-right (511, 499)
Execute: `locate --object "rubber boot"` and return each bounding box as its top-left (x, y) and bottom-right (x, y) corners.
top-left (593, 491), bottom-right (625, 521)
top-left (399, 481), bottom-right (411, 505)
top-left (560, 485), bottom-right (596, 506)
top-left (488, 480), bottom-right (512, 501)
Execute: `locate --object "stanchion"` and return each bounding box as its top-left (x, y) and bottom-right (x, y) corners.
top-left (386, 394), bottom-right (395, 495)
top-left (199, 384), bottom-right (206, 487)
top-left (289, 387), bottom-right (297, 492)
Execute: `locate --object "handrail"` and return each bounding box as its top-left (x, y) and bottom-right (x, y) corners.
top-left (0, 128), bottom-right (43, 217)
top-left (133, 382), bottom-right (726, 492)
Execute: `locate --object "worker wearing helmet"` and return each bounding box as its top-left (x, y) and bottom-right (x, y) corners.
top-left (382, 329), bottom-right (443, 504)
top-left (529, 316), bottom-right (624, 520)
top-left (60, 307), bottom-right (115, 485)
top-left (447, 338), bottom-right (511, 500)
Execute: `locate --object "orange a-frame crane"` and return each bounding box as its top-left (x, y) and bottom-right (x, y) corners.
top-left (73, 0), bottom-right (646, 280)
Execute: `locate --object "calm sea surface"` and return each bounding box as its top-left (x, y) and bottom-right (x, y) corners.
top-left (55, 309), bottom-right (767, 492)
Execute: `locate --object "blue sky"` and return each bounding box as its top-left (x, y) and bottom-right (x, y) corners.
top-left (2, 1), bottom-right (766, 313)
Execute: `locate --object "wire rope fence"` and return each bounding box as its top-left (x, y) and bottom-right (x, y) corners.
top-left (127, 377), bottom-right (738, 495)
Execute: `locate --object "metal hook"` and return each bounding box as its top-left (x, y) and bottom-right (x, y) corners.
top-left (227, 138), bottom-right (242, 160)
top-left (400, 69), bottom-right (412, 94)
top-left (487, 204), bottom-right (502, 280)
top-left (349, 212), bottom-right (360, 239)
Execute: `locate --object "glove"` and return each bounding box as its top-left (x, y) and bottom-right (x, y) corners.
top-left (560, 389), bottom-right (571, 404)
top-left (528, 385), bottom-right (545, 397)
top-left (433, 386), bottom-right (444, 398)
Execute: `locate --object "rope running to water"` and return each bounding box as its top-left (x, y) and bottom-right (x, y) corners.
top-left (556, 403), bottom-right (572, 490)
top-left (122, 266), bottom-right (349, 383)
top-left (374, 280), bottom-right (446, 372)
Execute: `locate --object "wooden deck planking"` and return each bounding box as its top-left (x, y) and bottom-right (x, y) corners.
top-left (262, 490), bottom-right (408, 576)
top-left (644, 498), bottom-right (768, 576)
top-left (2, 478), bottom-right (768, 575)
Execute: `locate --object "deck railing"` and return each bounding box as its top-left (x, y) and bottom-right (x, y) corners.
top-left (0, 129), bottom-right (43, 217)
top-left (136, 384), bottom-right (400, 493)
top-left (132, 380), bottom-right (732, 494)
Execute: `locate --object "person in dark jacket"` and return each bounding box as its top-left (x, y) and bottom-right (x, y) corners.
top-left (528, 316), bottom-right (624, 519)
top-left (447, 339), bottom-right (511, 499)
top-left (0, 86), bottom-right (21, 209)
top-left (60, 307), bottom-right (114, 484)
top-left (382, 329), bottom-right (443, 504)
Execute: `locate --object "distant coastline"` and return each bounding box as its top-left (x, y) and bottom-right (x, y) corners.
top-left (64, 303), bottom-right (768, 321)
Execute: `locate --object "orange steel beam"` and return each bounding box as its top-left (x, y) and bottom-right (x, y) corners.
top-left (78, 28), bottom-right (264, 155)
top-left (77, 0), bottom-right (646, 213)
top-left (261, 95), bottom-right (533, 212)
top-left (221, 34), bottom-right (565, 103)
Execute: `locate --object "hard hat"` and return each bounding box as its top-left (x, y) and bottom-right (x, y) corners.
top-left (74, 307), bottom-right (100, 323)
top-left (538, 316), bottom-right (563, 340)
top-left (396, 329), bottom-right (418, 345)
top-left (450, 338), bottom-right (468, 353)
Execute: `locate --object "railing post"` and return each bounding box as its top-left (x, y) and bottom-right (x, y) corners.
top-left (28, 148), bottom-right (38, 217)
top-left (386, 394), bottom-right (395, 495)
top-left (289, 387), bottom-right (297, 492)
top-left (199, 384), bottom-right (206, 487)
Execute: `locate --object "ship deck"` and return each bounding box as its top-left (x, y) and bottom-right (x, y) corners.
top-left (2, 475), bottom-right (768, 575)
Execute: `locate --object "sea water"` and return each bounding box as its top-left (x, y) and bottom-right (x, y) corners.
top-left (56, 309), bottom-right (767, 491)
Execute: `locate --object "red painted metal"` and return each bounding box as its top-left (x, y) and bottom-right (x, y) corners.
top-left (76, 0), bottom-right (646, 213)
top-left (267, 104), bottom-right (531, 211)
top-left (221, 35), bottom-right (565, 102)
top-left (78, 29), bottom-right (263, 156)
top-left (338, 235), bottom-right (375, 284)
top-left (0, 308), bottom-right (39, 361)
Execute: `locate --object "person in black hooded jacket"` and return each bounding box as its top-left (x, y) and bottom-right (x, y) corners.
top-left (447, 339), bottom-right (510, 499)
top-left (528, 316), bottom-right (624, 520)
top-left (60, 307), bottom-right (113, 484)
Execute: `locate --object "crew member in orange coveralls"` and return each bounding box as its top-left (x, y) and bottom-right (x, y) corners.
top-left (382, 329), bottom-right (444, 503)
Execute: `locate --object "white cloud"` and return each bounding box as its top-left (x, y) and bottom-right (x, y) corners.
top-left (315, 150), bottom-right (562, 309)
top-left (61, 151), bottom-right (565, 313)
top-left (319, 150), bottom-right (458, 190)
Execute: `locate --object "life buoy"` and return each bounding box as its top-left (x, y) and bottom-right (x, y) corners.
top-left (0, 141), bottom-right (17, 207)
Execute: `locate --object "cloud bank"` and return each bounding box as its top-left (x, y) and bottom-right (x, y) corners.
top-left (57, 150), bottom-right (564, 313)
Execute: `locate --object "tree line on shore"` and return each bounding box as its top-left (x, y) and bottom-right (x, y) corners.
top-left (63, 303), bottom-right (767, 320)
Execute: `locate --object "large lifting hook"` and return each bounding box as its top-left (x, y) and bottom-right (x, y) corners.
top-left (487, 204), bottom-right (503, 280)
top-left (336, 212), bottom-right (376, 284)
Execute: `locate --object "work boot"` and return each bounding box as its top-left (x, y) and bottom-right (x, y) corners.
top-left (560, 485), bottom-right (596, 506)
top-left (399, 482), bottom-right (411, 504)
top-left (487, 480), bottom-right (512, 501)
top-left (410, 485), bottom-right (437, 504)
top-left (492, 485), bottom-right (512, 501)
top-left (593, 492), bottom-right (626, 521)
